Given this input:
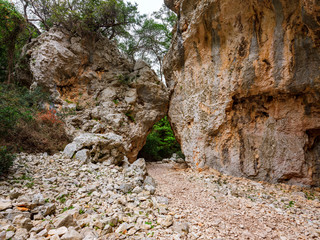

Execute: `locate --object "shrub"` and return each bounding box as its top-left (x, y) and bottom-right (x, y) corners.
top-left (138, 116), bottom-right (184, 161)
top-left (0, 83), bottom-right (71, 155)
top-left (0, 146), bottom-right (15, 175)
top-left (37, 109), bottom-right (63, 125)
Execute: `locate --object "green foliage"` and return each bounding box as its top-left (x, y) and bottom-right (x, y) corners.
top-left (0, 83), bottom-right (49, 136)
top-left (125, 111), bottom-right (135, 123)
top-left (0, 0), bottom-right (24, 41)
top-left (0, 0), bottom-right (39, 83)
top-left (138, 116), bottom-right (184, 161)
top-left (118, 5), bottom-right (177, 80)
top-left (0, 0), bottom-right (25, 82)
top-left (23, 0), bottom-right (139, 39)
top-left (0, 82), bottom-right (70, 156)
top-left (0, 146), bottom-right (15, 176)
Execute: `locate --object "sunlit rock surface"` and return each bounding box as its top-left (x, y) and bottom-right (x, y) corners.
top-left (164, 0), bottom-right (320, 186)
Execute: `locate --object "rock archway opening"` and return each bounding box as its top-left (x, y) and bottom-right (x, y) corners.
top-left (137, 116), bottom-right (184, 162)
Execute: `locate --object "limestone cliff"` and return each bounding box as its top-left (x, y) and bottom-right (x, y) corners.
top-left (164, 0), bottom-right (320, 186)
top-left (18, 28), bottom-right (169, 164)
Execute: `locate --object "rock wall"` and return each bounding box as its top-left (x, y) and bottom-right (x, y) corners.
top-left (18, 28), bottom-right (169, 164)
top-left (164, 0), bottom-right (320, 186)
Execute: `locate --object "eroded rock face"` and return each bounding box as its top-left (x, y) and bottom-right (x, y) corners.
top-left (164, 0), bottom-right (320, 186)
top-left (18, 28), bottom-right (169, 163)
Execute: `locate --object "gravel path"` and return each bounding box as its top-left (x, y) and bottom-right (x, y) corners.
top-left (147, 162), bottom-right (320, 240)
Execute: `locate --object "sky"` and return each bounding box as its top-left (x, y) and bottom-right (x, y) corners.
top-left (128, 0), bottom-right (164, 15)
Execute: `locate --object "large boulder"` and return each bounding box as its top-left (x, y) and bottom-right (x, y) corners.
top-left (18, 28), bottom-right (169, 163)
top-left (164, 0), bottom-right (320, 186)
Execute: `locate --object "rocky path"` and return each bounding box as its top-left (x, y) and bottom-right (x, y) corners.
top-left (0, 154), bottom-right (319, 240)
top-left (147, 162), bottom-right (320, 240)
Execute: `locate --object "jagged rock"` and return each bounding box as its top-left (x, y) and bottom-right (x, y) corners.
top-left (157, 215), bottom-right (173, 228)
top-left (144, 176), bottom-right (157, 188)
top-left (5, 231), bottom-right (14, 239)
top-left (9, 190), bottom-right (22, 200)
top-left (48, 227), bottom-right (68, 236)
top-left (37, 229), bottom-right (48, 237)
top-left (61, 229), bottom-right (82, 240)
top-left (115, 222), bottom-right (129, 234)
top-left (53, 213), bottom-right (76, 228)
top-left (119, 183), bottom-right (133, 194)
top-left (17, 28), bottom-right (169, 164)
top-left (164, 0), bottom-right (320, 186)
top-left (172, 221), bottom-right (189, 236)
top-left (74, 149), bottom-right (90, 163)
top-left (63, 133), bottom-right (125, 164)
top-left (12, 215), bottom-right (33, 231)
top-left (12, 228), bottom-right (28, 240)
top-left (0, 199), bottom-right (12, 211)
top-left (41, 203), bottom-right (56, 216)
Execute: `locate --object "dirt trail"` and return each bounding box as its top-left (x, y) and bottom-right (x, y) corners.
top-left (147, 162), bottom-right (320, 240)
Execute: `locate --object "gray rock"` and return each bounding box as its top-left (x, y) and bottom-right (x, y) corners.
top-left (144, 185), bottom-right (156, 195)
top-left (48, 227), bottom-right (68, 236)
top-left (144, 176), bottom-right (157, 188)
top-left (32, 193), bottom-right (45, 206)
top-left (0, 199), bottom-right (12, 211)
top-left (105, 217), bottom-right (118, 227)
top-left (157, 215), bottom-right (173, 227)
top-left (172, 221), bottom-right (190, 235)
top-left (9, 190), bottom-right (22, 200)
top-left (115, 223), bottom-right (128, 234)
top-left (134, 59), bottom-right (149, 71)
top-left (119, 183), bottom-right (133, 194)
top-left (37, 229), bottom-right (48, 237)
top-left (12, 215), bottom-right (33, 231)
top-left (0, 231), bottom-right (6, 240)
top-left (12, 228), bottom-right (28, 240)
top-left (61, 229), bottom-right (82, 240)
top-left (75, 149), bottom-right (90, 163)
top-left (41, 203), bottom-right (56, 216)
top-left (81, 227), bottom-right (99, 239)
top-left (54, 213), bottom-right (76, 228)
top-left (132, 186), bottom-right (143, 194)
top-left (5, 231), bottom-right (15, 239)
top-left (63, 143), bottom-right (78, 158)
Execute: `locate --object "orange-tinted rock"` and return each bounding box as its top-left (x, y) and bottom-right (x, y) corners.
top-left (164, 0), bottom-right (320, 186)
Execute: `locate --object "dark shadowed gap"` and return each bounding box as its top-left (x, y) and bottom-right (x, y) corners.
top-left (137, 116), bottom-right (184, 162)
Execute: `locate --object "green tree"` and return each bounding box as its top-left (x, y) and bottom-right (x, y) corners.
top-left (138, 116), bottom-right (183, 161)
top-left (21, 0), bottom-right (139, 39)
top-left (0, 0), bottom-right (25, 83)
top-left (118, 5), bottom-right (176, 81)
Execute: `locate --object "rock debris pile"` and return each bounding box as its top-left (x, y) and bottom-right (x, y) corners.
top-left (0, 154), bottom-right (173, 240)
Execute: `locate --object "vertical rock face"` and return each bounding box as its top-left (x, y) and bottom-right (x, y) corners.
top-left (164, 0), bottom-right (320, 186)
top-left (18, 28), bottom-right (169, 163)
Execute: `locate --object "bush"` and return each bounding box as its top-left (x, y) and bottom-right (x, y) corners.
top-left (0, 83), bottom-right (71, 155)
top-left (0, 146), bottom-right (15, 176)
top-left (138, 116), bottom-right (184, 161)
